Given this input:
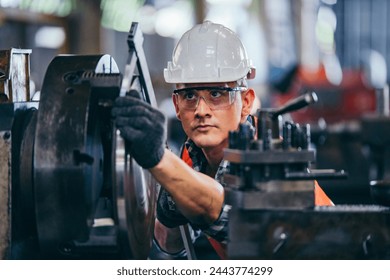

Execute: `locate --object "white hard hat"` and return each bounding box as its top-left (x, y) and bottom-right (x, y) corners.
top-left (164, 20), bottom-right (255, 84)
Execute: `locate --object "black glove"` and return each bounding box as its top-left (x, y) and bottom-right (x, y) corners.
top-left (112, 90), bottom-right (166, 169)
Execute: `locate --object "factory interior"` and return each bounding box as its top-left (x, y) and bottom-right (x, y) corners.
top-left (1, 0), bottom-right (390, 260)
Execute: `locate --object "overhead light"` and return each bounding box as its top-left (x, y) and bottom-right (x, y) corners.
top-left (154, 1), bottom-right (193, 38)
top-left (34, 26), bottom-right (65, 49)
top-left (137, 4), bottom-right (157, 35)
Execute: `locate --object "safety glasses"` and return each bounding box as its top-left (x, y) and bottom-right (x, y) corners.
top-left (173, 86), bottom-right (247, 110)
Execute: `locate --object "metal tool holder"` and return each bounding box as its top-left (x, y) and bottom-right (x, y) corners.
top-left (223, 92), bottom-right (390, 259)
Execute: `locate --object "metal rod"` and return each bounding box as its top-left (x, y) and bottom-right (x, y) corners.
top-left (179, 224), bottom-right (197, 260)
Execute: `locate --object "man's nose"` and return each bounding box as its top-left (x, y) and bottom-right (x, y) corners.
top-left (194, 96), bottom-right (212, 114)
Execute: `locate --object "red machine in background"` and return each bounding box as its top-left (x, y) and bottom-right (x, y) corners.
top-left (275, 69), bottom-right (375, 124)
top-left (262, 0), bottom-right (390, 204)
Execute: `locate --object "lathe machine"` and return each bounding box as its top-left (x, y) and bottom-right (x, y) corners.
top-left (2, 22), bottom-right (390, 260)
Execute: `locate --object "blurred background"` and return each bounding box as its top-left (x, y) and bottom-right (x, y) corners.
top-left (1, 0), bottom-right (390, 205)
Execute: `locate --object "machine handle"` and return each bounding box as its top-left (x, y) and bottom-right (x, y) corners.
top-left (272, 91), bottom-right (318, 119)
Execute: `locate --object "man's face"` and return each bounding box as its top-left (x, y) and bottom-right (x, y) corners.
top-left (172, 82), bottom-right (254, 150)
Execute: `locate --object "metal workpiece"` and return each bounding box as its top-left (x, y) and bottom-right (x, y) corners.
top-left (0, 47), bottom-right (37, 259)
top-left (33, 54), bottom-right (122, 258)
top-left (0, 48), bottom-right (32, 102)
top-left (0, 129), bottom-right (11, 259)
top-left (228, 205), bottom-right (390, 260)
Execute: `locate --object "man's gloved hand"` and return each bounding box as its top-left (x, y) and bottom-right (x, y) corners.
top-left (112, 90), bottom-right (166, 169)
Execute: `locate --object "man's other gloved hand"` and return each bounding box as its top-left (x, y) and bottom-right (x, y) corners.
top-left (112, 90), bottom-right (166, 169)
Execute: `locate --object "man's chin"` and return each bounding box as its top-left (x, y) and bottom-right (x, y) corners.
top-left (192, 137), bottom-right (222, 149)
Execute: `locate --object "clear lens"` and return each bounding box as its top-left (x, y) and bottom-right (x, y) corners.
top-left (174, 86), bottom-right (246, 110)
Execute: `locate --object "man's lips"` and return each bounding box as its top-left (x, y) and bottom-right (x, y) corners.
top-left (194, 124), bottom-right (215, 131)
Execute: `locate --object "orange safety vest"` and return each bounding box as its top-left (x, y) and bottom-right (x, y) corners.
top-left (180, 145), bottom-right (333, 259)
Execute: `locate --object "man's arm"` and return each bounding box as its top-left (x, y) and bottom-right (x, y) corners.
top-left (150, 148), bottom-right (224, 226)
top-left (112, 92), bottom-right (224, 233)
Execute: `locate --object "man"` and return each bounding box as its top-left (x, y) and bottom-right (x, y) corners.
top-left (112, 21), bottom-right (332, 259)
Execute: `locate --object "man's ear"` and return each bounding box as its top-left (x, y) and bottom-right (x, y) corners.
top-left (241, 88), bottom-right (256, 117)
top-left (172, 94), bottom-right (181, 120)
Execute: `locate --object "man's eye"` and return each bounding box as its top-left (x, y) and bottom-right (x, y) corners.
top-left (209, 91), bottom-right (223, 98)
top-left (183, 91), bottom-right (196, 100)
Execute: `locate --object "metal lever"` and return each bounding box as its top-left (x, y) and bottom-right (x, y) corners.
top-left (120, 22), bottom-right (157, 108)
top-left (272, 91), bottom-right (318, 119)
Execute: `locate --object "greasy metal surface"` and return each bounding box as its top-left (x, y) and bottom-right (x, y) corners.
top-left (228, 206), bottom-right (390, 259)
top-left (225, 180), bottom-right (315, 209)
top-left (0, 130), bottom-right (11, 259)
top-left (0, 103), bottom-right (39, 259)
top-left (0, 48), bottom-right (32, 102)
top-left (34, 54), bottom-right (121, 257)
top-left (223, 148), bottom-right (315, 164)
top-left (115, 145), bottom-right (158, 259)
top-left (10, 106), bottom-right (39, 259)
